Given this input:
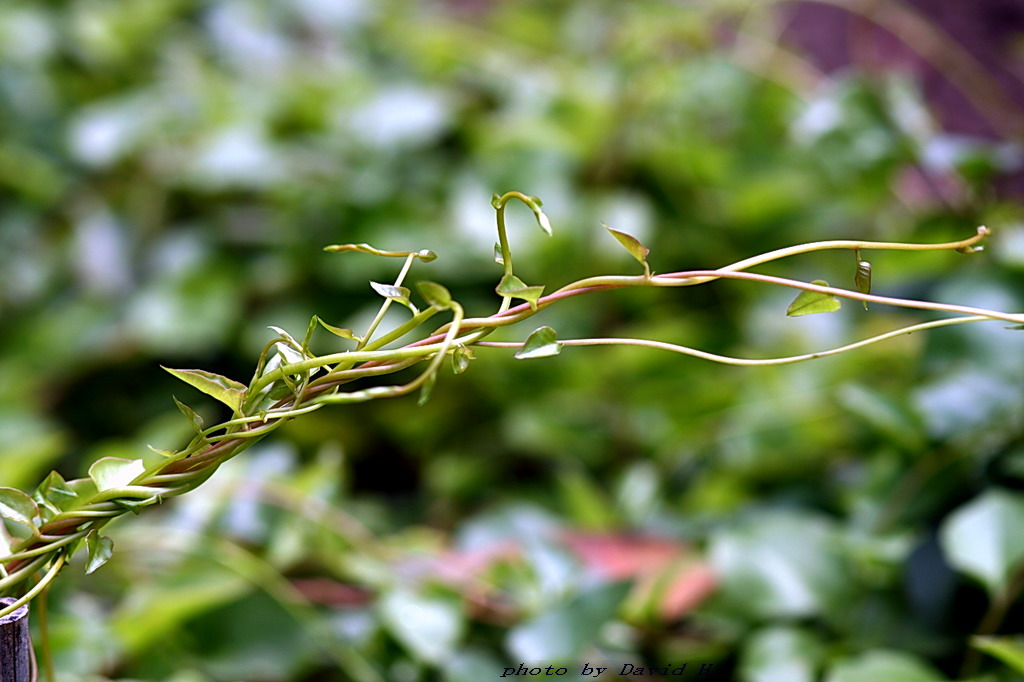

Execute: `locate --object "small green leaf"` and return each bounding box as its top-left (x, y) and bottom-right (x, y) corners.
top-left (515, 326), bottom-right (562, 360)
top-left (162, 367), bottom-right (247, 413)
top-left (0, 487), bottom-right (39, 528)
top-left (416, 281), bottom-right (452, 310)
top-left (604, 225), bottom-right (651, 277)
top-left (316, 316), bottom-right (360, 342)
top-left (89, 457), bottom-right (146, 492)
top-left (370, 281), bottom-right (416, 311)
top-left (451, 346), bottom-right (475, 374)
top-left (971, 636), bottom-right (1024, 673)
top-left (496, 274), bottom-right (544, 310)
top-left (173, 397), bottom-right (205, 433)
top-left (787, 280), bottom-right (842, 317)
top-left (533, 208), bottom-right (552, 236)
top-left (85, 529), bottom-right (114, 574)
top-left (493, 243), bottom-right (504, 266)
top-left (490, 193), bottom-right (502, 209)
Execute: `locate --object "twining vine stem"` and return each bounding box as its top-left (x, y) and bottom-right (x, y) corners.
top-left (0, 191), bottom-right (1013, 624)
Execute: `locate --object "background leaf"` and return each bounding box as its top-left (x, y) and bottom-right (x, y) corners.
top-left (939, 489), bottom-right (1024, 595)
top-left (380, 589), bottom-right (464, 664)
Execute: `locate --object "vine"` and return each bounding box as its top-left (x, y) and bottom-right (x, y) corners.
top-left (0, 192), bottom-right (1011, 621)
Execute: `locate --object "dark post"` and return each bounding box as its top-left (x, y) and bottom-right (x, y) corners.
top-left (0, 599), bottom-right (31, 682)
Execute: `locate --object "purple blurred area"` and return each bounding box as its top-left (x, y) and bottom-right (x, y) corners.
top-left (783, 0), bottom-right (1024, 195)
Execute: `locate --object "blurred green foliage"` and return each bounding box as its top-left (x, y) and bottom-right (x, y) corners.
top-left (2, 0), bottom-right (1024, 680)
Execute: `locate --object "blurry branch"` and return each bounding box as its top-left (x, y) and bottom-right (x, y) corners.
top-left (0, 191), bottom-right (1015, 620)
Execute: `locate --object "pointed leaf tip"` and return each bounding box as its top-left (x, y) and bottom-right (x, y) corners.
top-left (535, 210), bottom-right (553, 236)
top-left (162, 366), bottom-right (247, 412)
top-left (787, 280), bottom-right (842, 317)
top-left (605, 225), bottom-right (651, 276)
top-left (515, 326), bottom-right (562, 359)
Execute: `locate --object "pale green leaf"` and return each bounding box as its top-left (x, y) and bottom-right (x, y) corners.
top-left (739, 626), bottom-right (825, 682)
top-left (787, 280), bottom-right (841, 317)
top-left (162, 367), bottom-right (246, 412)
top-left (971, 636), bottom-right (1024, 673)
top-left (380, 589), bottom-right (464, 664)
top-left (370, 281), bottom-right (415, 311)
top-left (89, 457), bottom-right (146, 492)
top-left (416, 281), bottom-right (452, 310)
top-left (0, 487), bottom-right (38, 528)
top-left (85, 529), bottom-right (114, 574)
top-left (369, 281), bottom-right (410, 300)
top-left (604, 225), bottom-right (651, 276)
top-left (710, 512), bottom-right (850, 618)
top-left (268, 325), bottom-right (301, 349)
top-left (939, 489), bottom-right (1024, 595)
top-left (507, 581), bottom-right (630, 663)
top-left (534, 209), bottom-right (552, 236)
top-left (515, 326), bottom-right (562, 360)
top-left (493, 243), bottom-right (504, 265)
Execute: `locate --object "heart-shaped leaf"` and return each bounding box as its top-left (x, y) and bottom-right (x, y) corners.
top-left (787, 280), bottom-right (841, 317)
top-left (515, 326), bottom-right (562, 360)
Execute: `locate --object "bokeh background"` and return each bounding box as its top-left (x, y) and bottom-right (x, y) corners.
top-left (2, 1), bottom-right (1024, 680)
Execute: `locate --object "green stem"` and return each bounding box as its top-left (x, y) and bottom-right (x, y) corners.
top-left (477, 316), bottom-right (993, 366)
